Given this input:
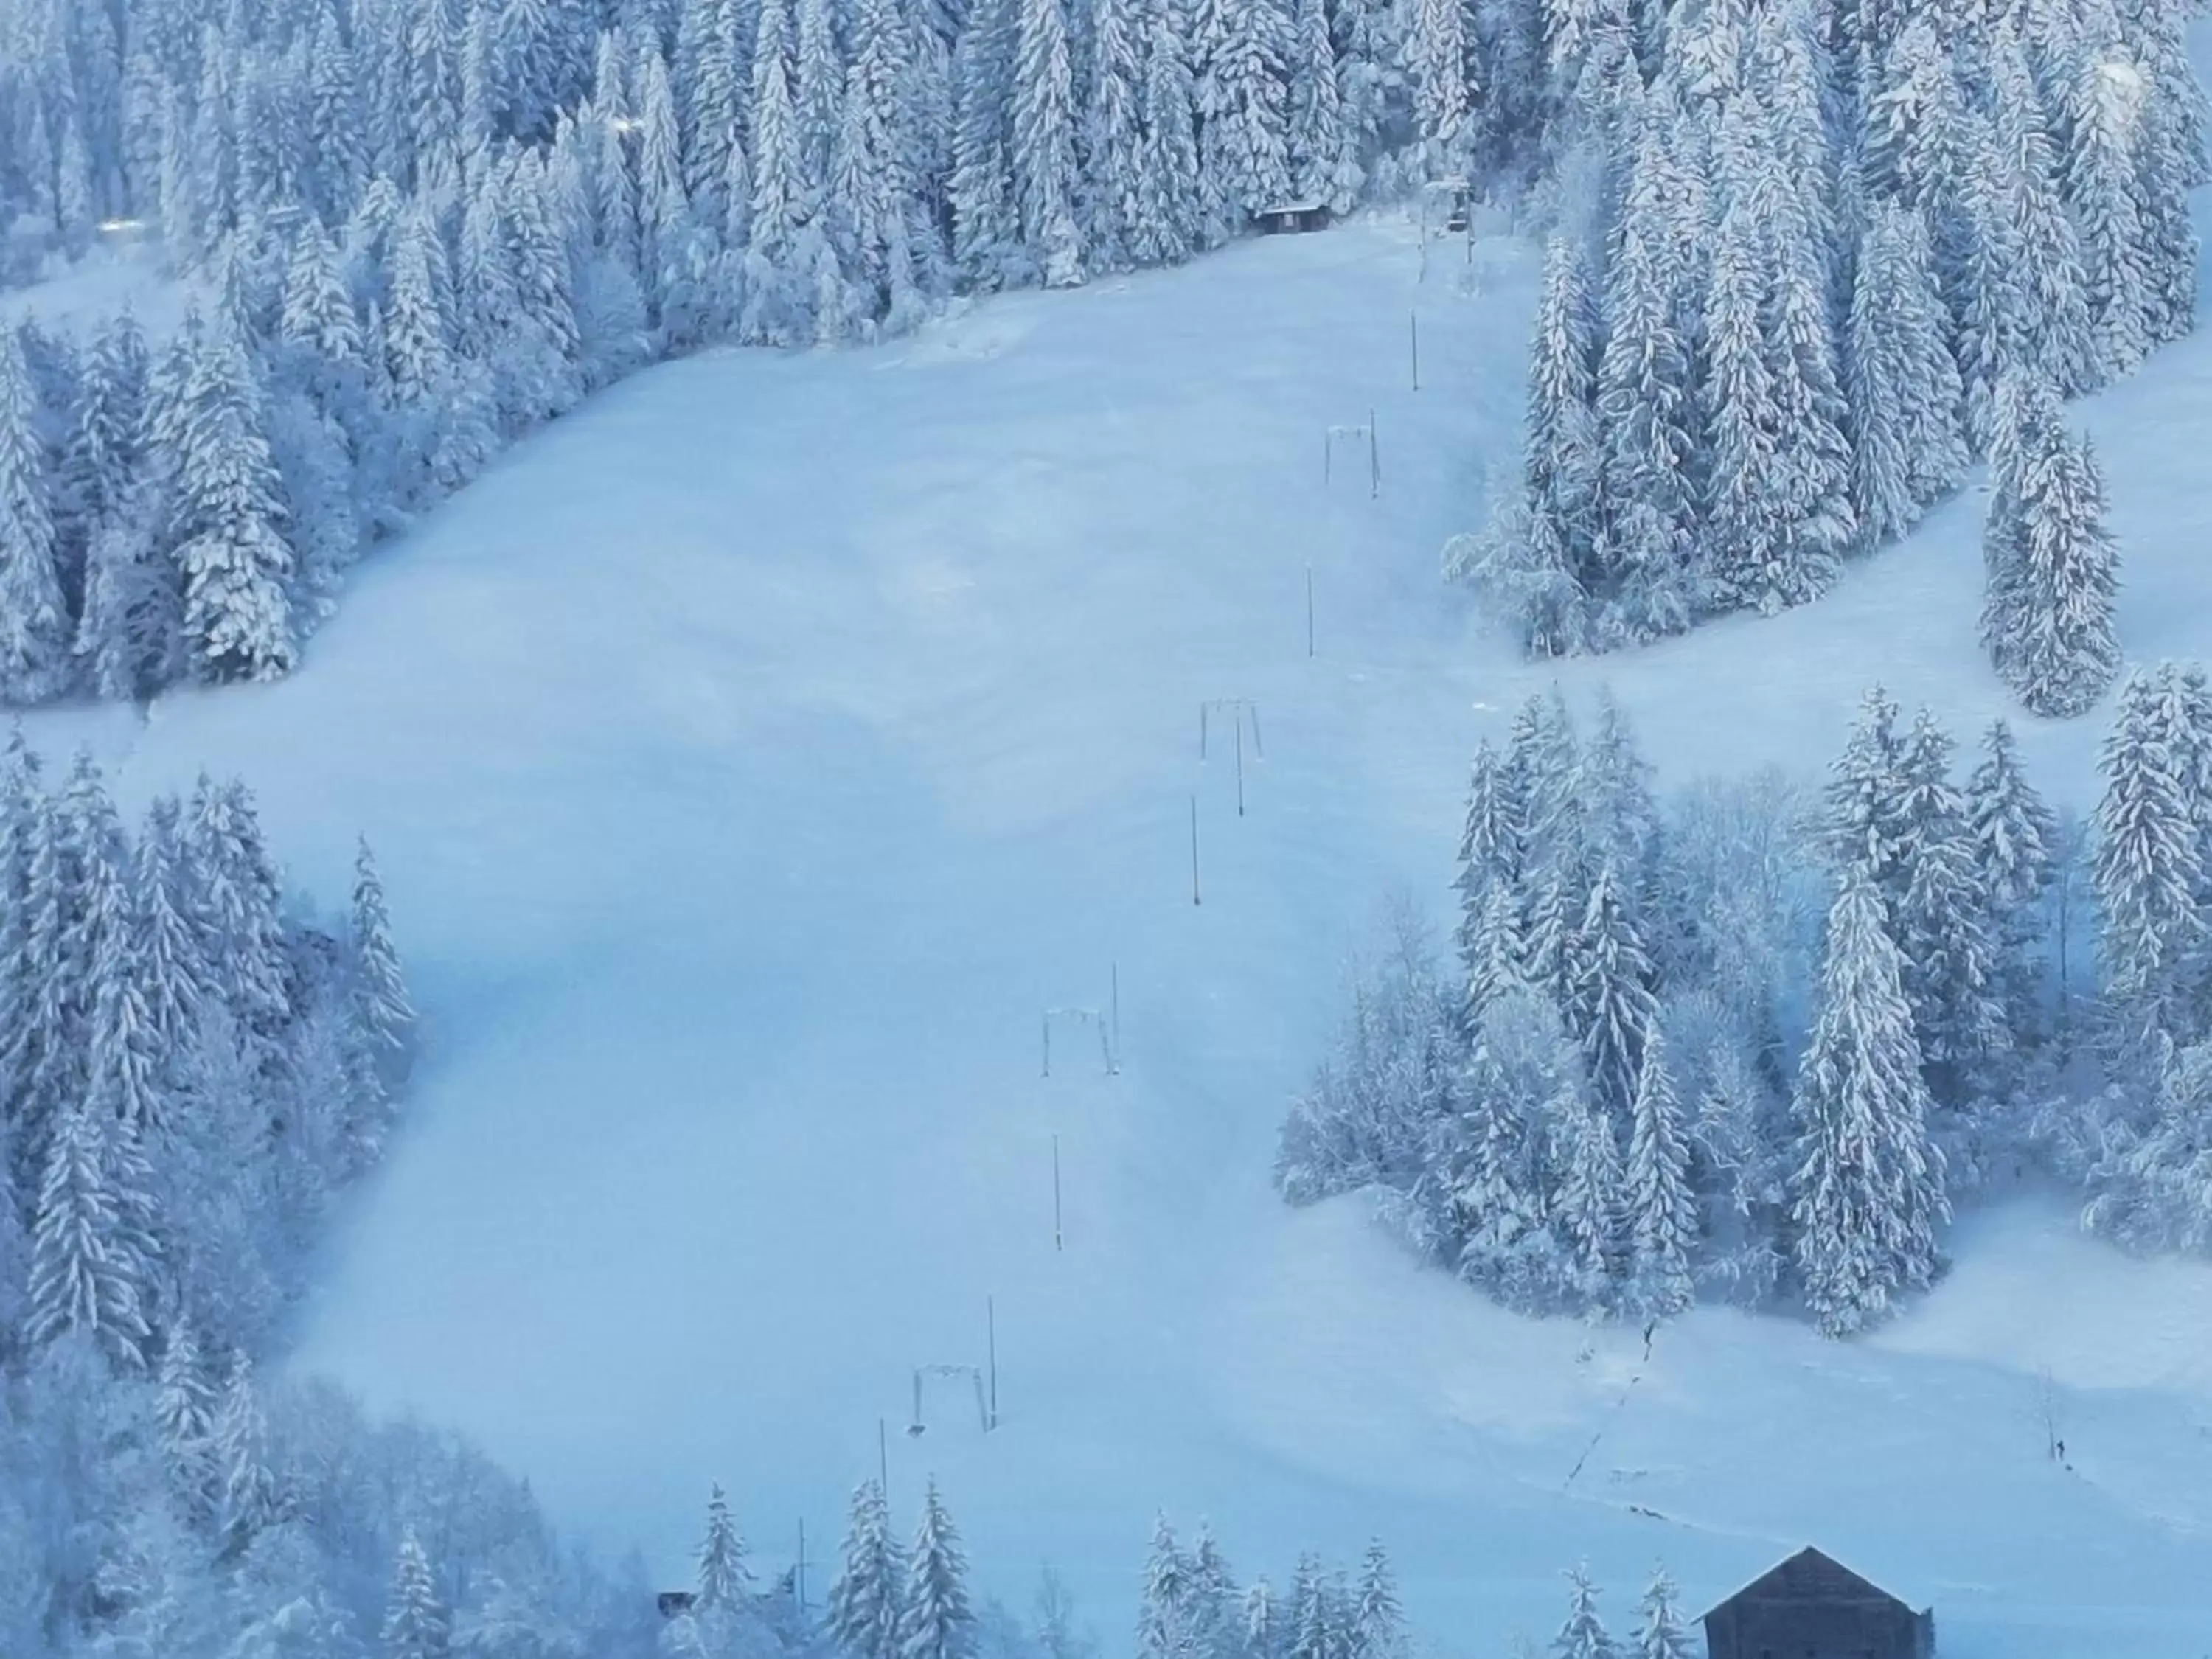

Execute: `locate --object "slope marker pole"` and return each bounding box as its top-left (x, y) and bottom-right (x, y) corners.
top-left (1190, 796), bottom-right (1202, 905)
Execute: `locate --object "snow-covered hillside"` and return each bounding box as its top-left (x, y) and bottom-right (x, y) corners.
top-left (21, 196), bottom-right (2212, 1658)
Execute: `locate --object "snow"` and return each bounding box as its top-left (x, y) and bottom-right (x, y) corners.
top-left (2, 235), bottom-right (193, 341)
top-left (21, 182), bottom-right (2212, 1655)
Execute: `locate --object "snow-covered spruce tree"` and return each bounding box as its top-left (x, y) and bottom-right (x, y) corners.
top-left (1981, 392), bottom-right (2121, 721)
top-left (1846, 199), bottom-right (1966, 550)
top-left (1699, 128), bottom-right (1785, 620)
top-left (1082, 0), bottom-right (1147, 274)
top-left (828, 1480), bottom-right (906, 1659)
top-left (2095, 667), bottom-right (2208, 1054)
top-left (1625, 1027), bottom-right (1697, 1316)
top-left (385, 1528), bottom-right (451, 1659)
top-left (352, 838), bottom-right (416, 1065)
top-left (1405, 0), bottom-right (1470, 174)
top-left (1352, 1542), bottom-right (1403, 1659)
top-left (1567, 861), bottom-right (1658, 1121)
top-left (1455, 737), bottom-right (1527, 950)
top-left (1592, 85), bottom-right (1699, 641)
top-left (1967, 718), bottom-right (2059, 1047)
top-left (1135, 1516), bottom-right (1191, 1659)
top-left (169, 314), bottom-right (297, 684)
top-left (215, 1349), bottom-right (277, 1549)
top-left (1553, 1568), bottom-right (1615, 1659)
top-left (1552, 1088), bottom-right (1624, 1309)
top-left (1189, 1523), bottom-right (1242, 1659)
top-left (1790, 864), bottom-right (1949, 1337)
top-left (697, 1481), bottom-right (753, 1607)
top-left (1893, 710), bottom-right (2008, 1108)
top-left (953, 0), bottom-right (1025, 289)
top-left (2065, 41), bottom-right (2156, 385)
top-left (1521, 234), bottom-right (1601, 647)
top-left (155, 1314), bottom-right (221, 1527)
top-left (1013, 0), bottom-right (1085, 286)
top-left (1286, 0), bottom-right (1355, 212)
top-left (26, 1096), bottom-right (156, 1370)
top-left (1635, 1570), bottom-right (1696, 1659)
top-left (0, 326), bottom-right (71, 706)
top-left (1133, 0), bottom-right (1203, 268)
top-left (898, 1479), bottom-right (975, 1659)
top-left (1825, 686), bottom-right (1910, 910)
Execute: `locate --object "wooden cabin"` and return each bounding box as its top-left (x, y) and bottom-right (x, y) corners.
top-left (1701, 1547), bottom-right (1935, 1659)
top-left (1255, 201), bottom-right (1332, 234)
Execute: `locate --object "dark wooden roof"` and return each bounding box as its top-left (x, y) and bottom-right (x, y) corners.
top-left (1700, 1548), bottom-right (1927, 1622)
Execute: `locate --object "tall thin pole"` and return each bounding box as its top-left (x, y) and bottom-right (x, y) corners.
top-left (987, 1295), bottom-right (998, 1428)
top-left (1110, 961), bottom-right (1120, 1064)
top-left (1051, 1133), bottom-right (1063, 1251)
top-left (1234, 715), bottom-right (1245, 817)
top-left (1306, 564), bottom-right (1315, 658)
top-left (1189, 796), bottom-right (1201, 905)
top-left (1410, 312), bottom-right (1419, 391)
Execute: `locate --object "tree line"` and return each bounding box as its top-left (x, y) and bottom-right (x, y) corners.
top-left (1279, 667), bottom-right (2212, 1337)
top-left (1449, 0), bottom-right (2199, 664)
top-left (0, 0), bottom-right (1561, 709)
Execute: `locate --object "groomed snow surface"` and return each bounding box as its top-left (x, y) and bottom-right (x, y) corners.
top-left (23, 195), bottom-right (2212, 1658)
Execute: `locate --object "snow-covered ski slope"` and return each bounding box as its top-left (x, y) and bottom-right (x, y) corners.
top-left (24, 172), bottom-right (2212, 1659)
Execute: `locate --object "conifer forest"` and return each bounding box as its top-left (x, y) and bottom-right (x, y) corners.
top-left (7, 0), bottom-right (2212, 1650)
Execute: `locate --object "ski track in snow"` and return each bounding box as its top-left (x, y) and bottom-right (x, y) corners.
top-left (22, 164), bottom-right (2212, 1656)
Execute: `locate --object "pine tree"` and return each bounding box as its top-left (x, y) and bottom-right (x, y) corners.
top-left (1552, 1568), bottom-right (1615, 1659)
top-left (1700, 147), bottom-right (1783, 618)
top-left (384, 1528), bottom-right (451, 1659)
top-left (1454, 740), bottom-right (1525, 952)
top-left (1186, 1525), bottom-right (1239, 1659)
top-left (742, 0), bottom-right (810, 345)
top-left (697, 1482), bottom-right (752, 1607)
top-left (1826, 686), bottom-right (1911, 907)
top-left (2095, 667), bottom-right (2206, 1048)
top-left (1351, 1543), bottom-right (1402, 1659)
top-left (1286, 0), bottom-right (1353, 212)
top-left (1083, 0), bottom-right (1146, 274)
top-left (351, 838), bottom-right (414, 1059)
top-left (1568, 863), bottom-right (1658, 1121)
top-left (155, 1315), bottom-right (220, 1526)
top-left (1405, 0), bottom-right (1470, 170)
top-left (951, 0), bottom-right (1023, 288)
top-left (0, 327), bottom-right (70, 704)
top-left (26, 1096), bottom-right (155, 1368)
top-left (1552, 1091), bottom-right (1622, 1305)
top-left (1634, 1571), bottom-right (1695, 1659)
top-left (897, 1479), bottom-right (974, 1659)
top-left (1135, 1515), bottom-right (1190, 1659)
top-left (1846, 201), bottom-right (1966, 548)
top-left (213, 1346), bottom-right (278, 1546)
top-left (1526, 234), bottom-right (1601, 620)
top-left (1208, 0), bottom-right (1294, 221)
top-left (1132, 0), bottom-right (1203, 267)
top-left (1013, 0), bottom-right (1085, 285)
top-left (1790, 865), bottom-right (1949, 1337)
top-left (1968, 718), bottom-right (2059, 1052)
top-left (170, 316), bottom-right (296, 684)
top-left (1891, 715), bottom-right (2006, 1108)
top-left (2066, 43), bottom-right (2155, 382)
top-left (1593, 91), bottom-right (1698, 636)
top-left (1624, 1028), bottom-right (1696, 1315)
top-left (828, 1480), bottom-right (905, 1659)
top-left (70, 311), bottom-right (150, 530)
top-left (1983, 400), bottom-right (2121, 721)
